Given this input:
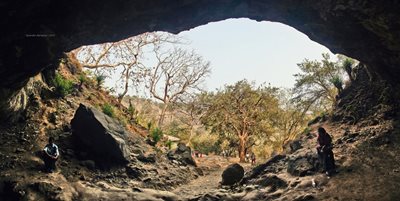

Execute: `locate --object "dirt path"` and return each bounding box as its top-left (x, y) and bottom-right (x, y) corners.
top-left (172, 155), bottom-right (251, 199)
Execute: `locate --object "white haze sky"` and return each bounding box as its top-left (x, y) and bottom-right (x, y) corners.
top-left (100, 18), bottom-right (334, 95)
top-left (177, 18), bottom-right (333, 90)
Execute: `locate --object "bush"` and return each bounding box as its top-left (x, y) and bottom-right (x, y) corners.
top-left (102, 103), bottom-right (114, 117)
top-left (165, 140), bottom-right (173, 149)
top-left (78, 73), bottom-right (88, 87)
top-left (52, 73), bottom-right (73, 98)
top-left (150, 127), bottom-right (163, 143)
top-left (330, 75), bottom-right (343, 92)
top-left (95, 74), bottom-right (106, 89)
top-left (147, 122), bottom-right (153, 130)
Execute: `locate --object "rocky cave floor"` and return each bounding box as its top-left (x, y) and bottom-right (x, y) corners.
top-left (1, 105), bottom-right (400, 201)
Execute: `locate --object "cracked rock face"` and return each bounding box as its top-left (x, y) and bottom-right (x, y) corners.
top-left (1, 1), bottom-right (400, 119)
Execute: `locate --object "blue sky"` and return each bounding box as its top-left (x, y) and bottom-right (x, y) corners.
top-left (177, 18), bottom-right (333, 90)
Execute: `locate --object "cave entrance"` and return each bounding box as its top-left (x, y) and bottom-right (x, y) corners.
top-left (70, 18), bottom-right (348, 159)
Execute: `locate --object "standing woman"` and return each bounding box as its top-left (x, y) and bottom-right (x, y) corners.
top-left (316, 127), bottom-right (335, 177)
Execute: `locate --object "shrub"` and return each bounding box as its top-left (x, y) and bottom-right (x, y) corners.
top-left (78, 73), bottom-right (88, 87)
top-left (342, 58), bottom-right (354, 81)
top-left (95, 74), bottom-right (106, 89)
top-left (52, 73), bottom-right (73, 98)
top-left (330, 75), bottom-right (343, 93)
top-left (165, 140), bottom-right (173, 149)
top-left (147, 122), bottom-right (153, 130)
top-left (128, 103), bottom-right (138, 118)
top-left (150, 127), bottom-right (163, 143)
top-left (102, 103), bottom-right (114, 117)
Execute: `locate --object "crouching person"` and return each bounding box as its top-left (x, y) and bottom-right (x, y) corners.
top-left (42, 137), bottom-right (59, 173)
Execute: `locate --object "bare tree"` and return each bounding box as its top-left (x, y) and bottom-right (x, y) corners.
top-left (74, 32), bottom-right (210, 127)
top-left (148, 47), bottom-right (211, 127)
top-left (74, 32), bottom-right (181, 103)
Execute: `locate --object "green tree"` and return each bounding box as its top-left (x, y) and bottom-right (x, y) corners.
top-left (269, 89), bottom-right (311, 152)
top-left (201, 80), bottom-right (279, 162)
top-left (293, 53), bottom-right (345, 114)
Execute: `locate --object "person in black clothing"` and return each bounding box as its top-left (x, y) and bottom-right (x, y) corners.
top-left (42, 137), bottom-right (59, 173)
top-left (316, 127), bottom-right (335, 177)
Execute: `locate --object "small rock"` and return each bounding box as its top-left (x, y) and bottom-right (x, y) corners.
top-left (126, 165), bottom-right (142, 179)
top-left (80, 175), bottom-right (86, 181)
top-left (142, 177), bottom-right (152, 183)
top-left (15, 148), bottom-right (25, 153)
top-left (137, 153), bottom-right (156, 163)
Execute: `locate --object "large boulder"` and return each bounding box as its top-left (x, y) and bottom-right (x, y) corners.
top-left (287, 152), bottom-right (319, 177)
top-left (167, 143), bottom-right (196, 166)
top-left (221, 163), bottom-right (244, 186)
top-left (71, 104), bottom-right (130, 166)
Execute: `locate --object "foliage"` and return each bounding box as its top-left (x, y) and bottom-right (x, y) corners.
top-left (150, 127), bottom-right (164, 143)
top-left (293, 53), bottom-right (345, 115)
top-left (95, 74), bottom-right (106, 89)
top-left (338, 55), bottom-right (356, 82)
top-left (330, 75), bottom-right (344, 93)
top-left (102, 103), bottom-right (114, 117)
top-left (191, 133), bottom-right (220, 154)
top-left (75, 32), bottom-right (211, 125)
top-left (52, 73), bottom-right (74, 98)
top-left (268, 89), bottom-right (311, 152)
top-left (165, 140), bottom-right (173, 149)
top-left (200, 80), bottom-right (280, 162)
top-left (78, 73), bottom-right (88, 87)
top-left (165, 120), bottom-right (189, 141)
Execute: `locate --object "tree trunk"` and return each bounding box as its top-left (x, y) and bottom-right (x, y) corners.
top-left (118, 66), bottom-right (130, 103)
top-left (158, 103), bottom-right (169, 127)
top-left (238, 135), bottom-right (247, 163)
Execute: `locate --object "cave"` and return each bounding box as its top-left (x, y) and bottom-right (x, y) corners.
top-left (1, 1), bottom-right (400, 119)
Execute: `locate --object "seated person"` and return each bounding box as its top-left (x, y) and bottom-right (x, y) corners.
top-left (43, 137), bottom-right (59, 173)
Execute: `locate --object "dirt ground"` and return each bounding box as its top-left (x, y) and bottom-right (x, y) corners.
top-left (173, 155), bottom-right (252, 199)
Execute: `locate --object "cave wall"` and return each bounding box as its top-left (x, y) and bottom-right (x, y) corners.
top-left (1, 0), bottom-right (400, 121)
